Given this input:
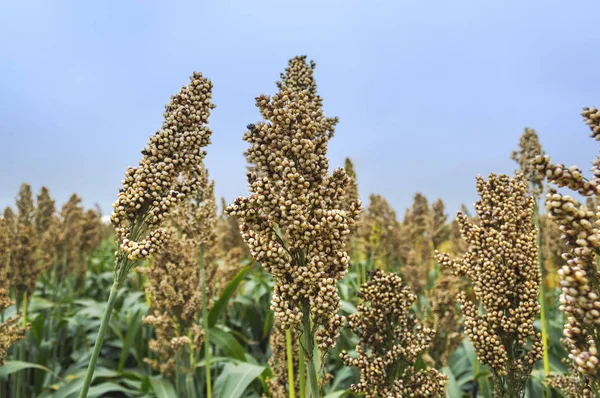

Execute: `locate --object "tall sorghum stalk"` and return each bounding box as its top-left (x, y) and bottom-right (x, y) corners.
top-left (78, 72), bottom-right (215, 398)
top-left (534, 107), bottom-right (600, 395)
top-left (199, 244), bottom-right (212, 398)
top-left (511, 127), bottom-right (551, 392)
top-left (535, 200), bottom-right (552, 395)
top-left (436, 173), bottom-right (543, 397)
top-left (285, 328), bottom-right (296, 398)
top-left (140, 167), bottom-right (219, 398)
top-left (343, 158), bottom-right (362, 285)
top-left (227, 56), bottom-right (361, 398)
top-left (266, 320), bottom-right (299, 397)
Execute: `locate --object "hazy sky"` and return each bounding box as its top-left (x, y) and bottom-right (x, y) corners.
top-left (1, 1), bottom-right (599, 220)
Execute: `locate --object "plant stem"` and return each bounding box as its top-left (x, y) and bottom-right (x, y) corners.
top-left (298, 340), bottom-right (306, 398)
top-left (200, 244), bottom-right (212, 398)
top-left (285, 328), bottom-right (296, 398)
top-left (175, 349), bottom-right (182, 395)
top-left (78, 279), bottom-right (119, 398)
top-left (301, 301), bottom-right (319, 398)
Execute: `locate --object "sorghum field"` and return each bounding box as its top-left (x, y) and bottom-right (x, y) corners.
top-left (2, 53), bottom-right (600, 398)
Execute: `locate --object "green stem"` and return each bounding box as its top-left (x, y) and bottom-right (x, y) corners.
top-left (15, 292), bottom-right (28, 398)
top-left (175, 349), bottom-right (181, 395)
top-left (301, 301), bottom-right (319, 398)
top-left (78, 279), bottom-right (119, 398)
top-left (200, 244), bottom-right (212, 398)
top-left (186, 339), bottom-right (197, 398)
top-left (285, 328), bottom-right (296, 398)
top-left (298, 340), bottom-right (306, 398)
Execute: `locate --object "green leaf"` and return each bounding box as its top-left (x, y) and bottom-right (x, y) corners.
top-left (118, 309), bottom-right (143, 372)
top-left (28, 296), bottom-right (57, 312)
top-left (213, 362), bottom-right (266, 398)
top-left (0, 360), bottom-right (61, 381)
top-left (196, 356), bottom-right (230, 368)
top-left (340, 300), bottom-right (357, 315)
top-left (323, 391), bottom-right (349, 398)
top-left (149, 376), bottom-right (178, 398)
top-left (209, 327), bottom-right (247, 361)
top-left (262, 310), bottom-right (273, 340)
top-left (49, 378), bottom-right (85, 398)
top-left (31, 312), bottom-right (46, 344)
top-left (87, 381), bottom-right (138, 398)
top-left (209, 266), bottom-right (250, 327)
top-left (442, 366), bottom-right (461, 398)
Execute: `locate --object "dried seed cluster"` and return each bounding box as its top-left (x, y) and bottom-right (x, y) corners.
top-left (344, 158), bottom-right (360, 239)
top-left (431, 198), bottom-right (449, 250)
top-left (111, 72), bottom-right (214, 264)
top-left (226, 56), bottom-right (361, 349)
top-left (359, 194), bottom-right (400, 269)
top-left (0, 218), bottom-right (29, 366)
top-left (141, 227), bottom-right (205, 375)
top-left (340, 270), bottom-right (446, 397)
top-left (216, 197), bottom-right (249, 258)
top-left (399, 194), bottom-right (435, 296)
top-left (140, 167), bottom-right (218, 376)
top-left (39, 194), bottom-right (103, 281)
top-left (435, 173), bottom-right (542, 395)
top-left (5, 184), bottom-right (71, 303)
top-left (426, 267), bottom-right (464, 368)
top-left (35, 186), bottom-right (55, 238)
top-left (511, 128), bottom-right (545, 197)
top-left (533, 108), bottom-right (600, 384)
top-left (548, 359), bottom-right (594, 398)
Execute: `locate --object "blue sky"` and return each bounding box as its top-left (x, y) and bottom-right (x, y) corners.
top-left (1, 1), bottom-right (599, 219)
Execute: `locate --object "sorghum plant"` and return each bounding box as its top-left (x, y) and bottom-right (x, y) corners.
top-left (40, 194), bottom-right (103, 283)
top-left (344, 158), bottom-right (360, 236)
top-left (448, 215), bottom-right (467, 255)
top-left (548, 360), bottom-right (594, 397)
top-left (226, 56), bottom-right (361, 397)
top-left (11, 184), bottom-right (41, 310)
top-left (216, 197), bottom-right (248, 257)
top-left (79, 72), bottom-right (215, 398)
top-left (400, 193), bottom-right (434, 297)
top-left (140, 166), bottom-right (218, 382)
top-left (359, 194), bottom-right (399, 270)
top-left (35, 186), bottom-right (55, 238)
top-left (539, 214), bottom-right (567, 277)
top-left (534, 107), bottom-right (600, 394)
top-left (0, 218), bottom-right (29, 366)
top-left (511, 127), bottom-right (552, 385)
top-left (343, 157), bottom-right (364, 287)
top-left (511, 128), bottom-right (545, 198)
top-left (426, 267), bottom-right (464, 369)
top-left (266, 320), bottom-right (299, 397)
top-left (340, 270), bottom-right (447, 397)
top-left (435, 173), bottom-right (543, 397)
top-left (431, 198), bottom-right (449, 250)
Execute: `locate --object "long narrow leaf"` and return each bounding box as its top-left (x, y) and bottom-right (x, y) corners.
top-left (208, 266), bottom-right (250, 327)
top-left (149, 376), bottom-right (178, 398)
top-left (213, 362), bottom-right (266, 398)
top-left (209, 327), bottom-right (247, 361)
top-left (0, 360), bottom-right (62, 381)
top-left (118, 309), bottom-right (143, 372)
